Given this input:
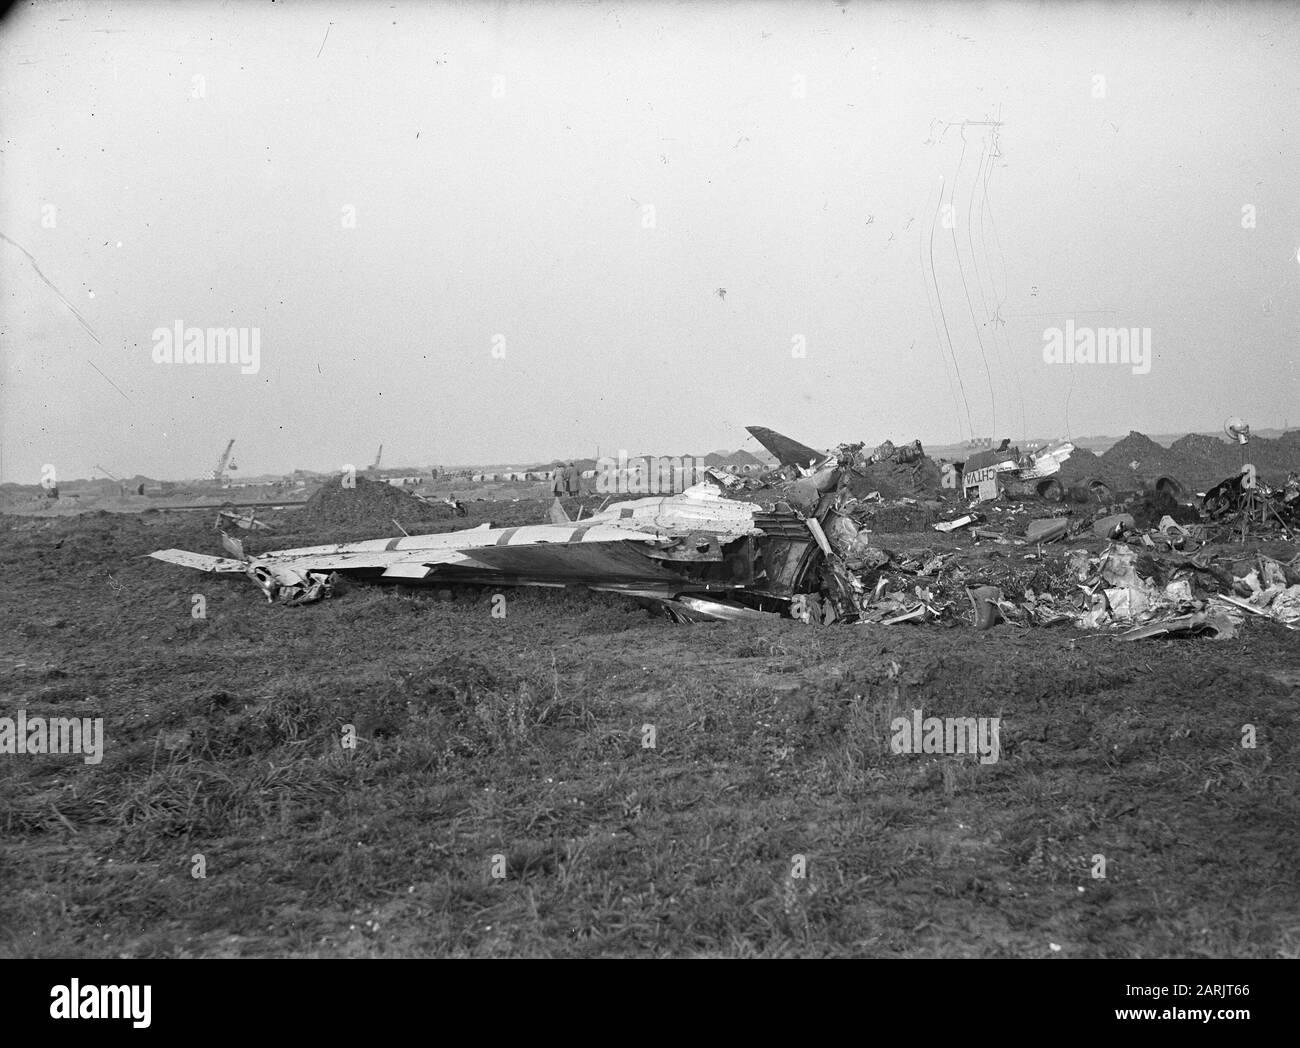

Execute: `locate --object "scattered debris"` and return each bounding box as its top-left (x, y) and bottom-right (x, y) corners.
top-left (216, 506), bottom-right (274, 532)
top-left (1092, 513), bottom-right (1135, 539)
top-left (1026, 518), bottom-right (1069, 543)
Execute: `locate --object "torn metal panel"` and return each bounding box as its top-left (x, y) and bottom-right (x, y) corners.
top-left (660, 596), bottom-right (776, 622)
top-left (962, 467), bottom-right (1000, 503)
top-left (805, 517), bottom-right (832, 557)
top-left (753, 534), bottom-right (820, 597)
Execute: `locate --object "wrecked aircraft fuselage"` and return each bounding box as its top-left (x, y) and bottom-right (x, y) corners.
top-left (151, 478), bottom-right (828, 622)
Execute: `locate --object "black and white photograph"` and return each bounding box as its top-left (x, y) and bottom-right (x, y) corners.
top-left (0, 0), bottom-right (1296, 998)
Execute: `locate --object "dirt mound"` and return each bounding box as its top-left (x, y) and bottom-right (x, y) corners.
top-left (1056, 446), bottom-right (1122, 488)
top-left (1164, 433), bottom-right (1300, 490)
top-left (303, 476), bottom-right (449, 529)
top-left (845, 455), bottom-right (945, 500)
top-left (1169, 433), bottom-right (1242, 479)
top-left (1100, 430), bottom-right (1220, 491)
top-left (1100, 431), bottom-right (1175, 474)
top-left (1093, 430), bottom-right (1300, 493)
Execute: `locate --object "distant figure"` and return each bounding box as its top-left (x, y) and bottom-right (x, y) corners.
top-left (551, 467), bottom-right (566, 497)
top-left (564, 461), bottom-right (582, 496)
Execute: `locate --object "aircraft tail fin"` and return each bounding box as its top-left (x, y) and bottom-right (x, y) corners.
top-left (746, 425), bottom-right (828, 469)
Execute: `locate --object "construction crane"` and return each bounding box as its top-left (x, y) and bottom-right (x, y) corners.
top-left (210, 439), bottom-right (236, 484)
top-left (369, 444), bottom-right (383, 472)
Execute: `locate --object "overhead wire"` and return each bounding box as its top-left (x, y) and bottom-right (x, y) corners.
top-left (919, 179), bottom-right (965, 441)
top-left (976, 125), bottom-right (1027, 442)
top-left (949, 127), bottom-right (997, 440)
top-left (929, 176), bottom-right (975, 441)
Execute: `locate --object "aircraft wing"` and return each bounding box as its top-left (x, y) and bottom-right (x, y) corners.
top-left (148, 550), bottom-right (248, 573)
top-left (150, 521), bottom-right (727, 602)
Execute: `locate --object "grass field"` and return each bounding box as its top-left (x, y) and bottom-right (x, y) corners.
top-left (2, 505), bottom-right (1298, 957)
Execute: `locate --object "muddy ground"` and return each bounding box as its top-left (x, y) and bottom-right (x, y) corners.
top-left (1, 501), bottom-right (1297, 957)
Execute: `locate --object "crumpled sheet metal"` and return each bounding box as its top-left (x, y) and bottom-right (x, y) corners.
top-left (1117, 612), bottom-right (1237, 642)
top-left (967, 585), bottom-right (1003, 630)
top-left (248, 563), bottom-right (337, 605)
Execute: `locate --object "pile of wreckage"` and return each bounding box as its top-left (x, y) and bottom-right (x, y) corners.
top-left (148, 425), bottom-right (1300, 638)
top-left (1200, 469), bottom-right (1300, 537)
top-left (807, 518), bottom-right (1300, 639)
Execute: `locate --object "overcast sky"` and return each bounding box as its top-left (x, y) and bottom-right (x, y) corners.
top-left (2, 0), bottom-right (1297, 481)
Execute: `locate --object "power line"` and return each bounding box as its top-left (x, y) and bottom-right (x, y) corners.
top-left (918, 179), bottom-right (964, 440)
top-left (929, 177), bottom-right (975, 439)
top-left (949, 130), bottom-right (997, 439)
